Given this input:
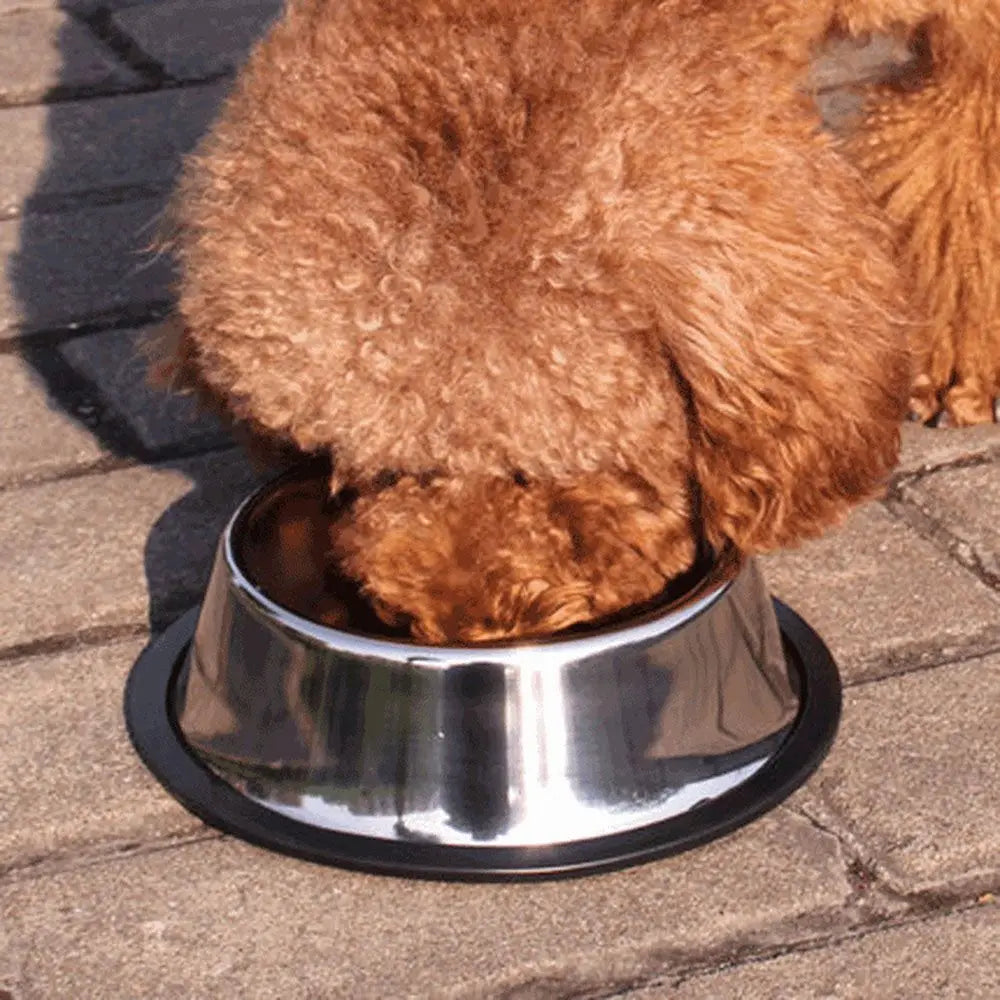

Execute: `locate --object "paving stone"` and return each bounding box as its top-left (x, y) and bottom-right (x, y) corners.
top-left (0, 1), bottom-right (53, 14)
top-left (112, 0), bottom-right (283, 80)
top-left (0, 1), bottom-right (194, 10)
top-left (0, 83), bottom-right (228, 218)
top-left (637, 903), bottom-right (1000, 999)
top-left (59, 325), bottom-right (230, 453)
top-left (0, 8), bottom-right (140, 105)
top-left (797, 655), bottom-right (1000, 896)
top-left (0, 332), bottom-right (230, 486)
top-left (0, 809), bottom-right (852, 1000)
top-left (1, 197), bottom-right (174, 336)
top-left (761, 503), bottom-right (1000, 683)
top-left (0, 450), bottom-right (260, 651)
top-left (0, 637), bottom-right (201, 872)
top-left (0, 351), bottom-right (106, 484)
top-left (896, 423), bottom-right (1000, 479)
top-left (902, 463), bottom-right (1000, 581)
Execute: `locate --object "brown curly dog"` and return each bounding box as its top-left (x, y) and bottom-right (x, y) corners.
top-left (161, 0), bottom-right (998, 643)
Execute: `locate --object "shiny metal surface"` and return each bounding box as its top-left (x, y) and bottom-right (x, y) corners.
top-left (175, 472), bottom-right (801, 848)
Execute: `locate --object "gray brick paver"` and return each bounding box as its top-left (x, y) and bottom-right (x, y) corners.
top-left (761, 503), bottom-right (1000, 682)
top-left (0, 7), bottom-right (140, 105)
top-left (0, 451), bottom-right (259, 651)
top-left (633, 903), bottom-right (1000, 999)
top-left (0, 637), bottom-right (201, 871)
top-left (0, 334), bottom-right (228, 486)
top-left (0, 351), bottom-right (107, 483)
top-left (896, 422), bottom-right (1000, 478)
top-left (1, 197), bottom-right (174, 336)
top-left (903, 463), bottom-right (1000, 581)
top-left (809, 32), bottom-right (914, 92)
top-left (59, 325), bottom-right (230, 453)
top-left (795, 654), bottom-right (1000, 897)
top-left (111, 0), bottom-right (283, 80)
top-left (0, 83), bottom-right (228, 218)
top-left (0, 811), bottom-right (852, 1000)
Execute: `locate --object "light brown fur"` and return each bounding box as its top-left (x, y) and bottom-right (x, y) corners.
top-left (164, 0), bottom-right (996, 642)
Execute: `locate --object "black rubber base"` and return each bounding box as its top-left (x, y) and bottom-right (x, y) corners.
top-left (124, 601), bottom-right (841, 881)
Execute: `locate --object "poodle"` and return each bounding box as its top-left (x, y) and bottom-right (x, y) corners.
top-left (160, 0), bottom-right (998, 643)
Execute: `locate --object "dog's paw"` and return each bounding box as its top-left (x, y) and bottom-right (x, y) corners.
top-left (943, 380), bottom-right (1000, 428)
top-left (909, 374), bottom-right (999, 428)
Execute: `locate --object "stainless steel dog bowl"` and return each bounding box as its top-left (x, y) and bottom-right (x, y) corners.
top-left (126, 468), bottom-right (840, 879)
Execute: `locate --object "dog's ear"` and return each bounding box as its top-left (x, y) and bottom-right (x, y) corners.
top-left (564, 16), bottom-right (918, 555)
top-left (631, 218), bottom-right (911, 557)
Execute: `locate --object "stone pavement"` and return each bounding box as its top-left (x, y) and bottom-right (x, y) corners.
top-left (0, 4), bottom-right (998, 998)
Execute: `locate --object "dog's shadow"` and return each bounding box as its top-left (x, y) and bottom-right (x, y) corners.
top-left (9, 2), bottom-right (282, 632)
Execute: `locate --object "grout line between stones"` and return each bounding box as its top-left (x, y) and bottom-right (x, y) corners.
top-left (0, 435), bottom-right (236, 494)
top-left (451, 805), bottom-right (999, 999)
top-left (0, 79), bottom-right (155, 112)
top-left (0, 300), bottom-right (175, 354)
top-left (0, 71), bottom-right (231, 113)
top-left (3, 181), bottom-right (173, 222)
top-left (0, 829), bottom-right (223, 886)
top-left (788, 803), bottom-right (885, 900)
top-left (17, 335), bottom-right (161, 456)
top-left (582, 801), bottom-right (999, 1000)
top-left (1, 817), bottom-right (992, 997)
top-left (0, 454), bottom-right (134, 494)
top-left (0, 621), bottom-right (150, 668)
top-left (73, 5), bottom-right (174, 87)
top-left (881, 489), bottom-right (1000, 592)
top-left (570, 806), bottom-right (1000, 998)
top-left (0, 437), bottom-right (238, 494)
top-left (787, 802), bottom-right (1000, 923)
top-left (840, 629), bottom-right (1000, 688)
top-left (890, 447), bottom-right (1000, 489)
top-left (807, 70), bottom-right (908, 97)
top-left (604, 891), bottom-right (1000, 999)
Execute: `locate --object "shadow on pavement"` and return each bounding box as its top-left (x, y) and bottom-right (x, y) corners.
top-left (10, 1), bottom-right (282, 630)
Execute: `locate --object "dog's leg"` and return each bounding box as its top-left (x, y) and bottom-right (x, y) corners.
top-left (838, 16), bottom-right (1000, 425)
top-left (822, 1), bottom-right (1000, 424)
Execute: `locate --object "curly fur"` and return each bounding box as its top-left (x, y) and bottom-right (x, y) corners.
top-left (841, 13), bottom-right (1000, 424)
top-left (330, 469), bottom-right (696, 642)
top-left (164, 0), bottom-right (996, 642)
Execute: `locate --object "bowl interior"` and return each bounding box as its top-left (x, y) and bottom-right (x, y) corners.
top-left (231, 466), bottom-right (733, 646)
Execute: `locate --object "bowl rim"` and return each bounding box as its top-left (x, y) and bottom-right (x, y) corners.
top-left (223, 467), bottom-right (743, 665)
